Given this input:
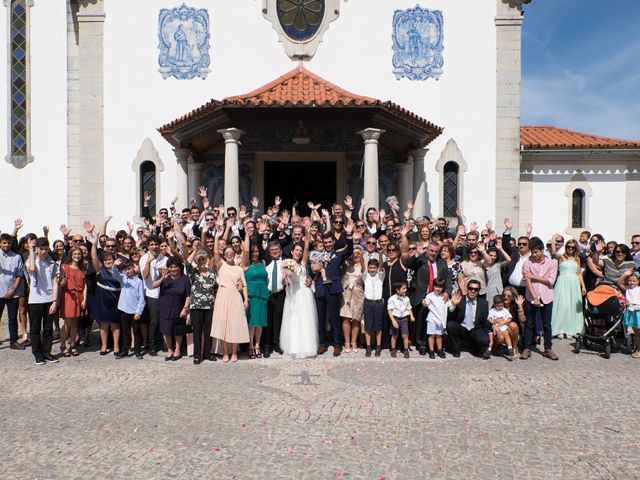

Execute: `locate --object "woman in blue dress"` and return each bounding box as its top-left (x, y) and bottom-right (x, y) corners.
top-left (89, 234), bottom-right (122, 357)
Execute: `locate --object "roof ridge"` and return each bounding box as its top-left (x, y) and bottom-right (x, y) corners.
top-left (521, 125), bottom-right (640, 144)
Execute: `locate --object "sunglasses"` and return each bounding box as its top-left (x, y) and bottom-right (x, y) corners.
top-left (356, 224), bottom-right (365, 228)
top-left (159, 211), bottom-right (168, 215)
top-left (333, 221), bottom-right (343, 225)
top-left (387, 248), bottom-right (397, 252)
top-left (468, 287), bottom-right (480, 292)
top-left (633, 242), bottom-right (640, 245)
top-left (366, 241), bottom-right (377, 245)
top-left (615, 250), bottom-right (624, 254)
top-left (518, 242), bottom-right (528, 247)
top-left (470, 251), bottom-right (479, 255)
top-left (409, 246), bottom-right (416, 250)
top-left (105, 245), bottom-right (116, 249)
top-left (566, 246), bottom-right (576, 250)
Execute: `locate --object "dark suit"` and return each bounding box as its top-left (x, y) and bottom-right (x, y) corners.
top-left (446, 296), bottom-right (491, 356)
top-left (314, 240), bottom-right (353, 346)
top-left (262, 256), bottom-right (286, 353)
top-left (405, 255), bottom-right (452, 347)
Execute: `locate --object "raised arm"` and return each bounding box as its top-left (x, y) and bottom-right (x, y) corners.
top-left (241, 231), bottom-right (250, 268)
top-left (496, 238), bottom-right (512, 267)
top-left (99, 215), bottom-right (112, 238)
top-left (88, 233), bottom-right (102, 273)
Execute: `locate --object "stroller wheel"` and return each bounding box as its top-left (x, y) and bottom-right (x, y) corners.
top-left (574, 337), bottom-right (581, 354)
top-left (603, 342), bottom-right (611, 359)
top-left (626, 335), bottom-right (634, 354)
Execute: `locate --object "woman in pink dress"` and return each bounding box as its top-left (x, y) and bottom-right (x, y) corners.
top-left (210, 228), bottom-right (249, 362)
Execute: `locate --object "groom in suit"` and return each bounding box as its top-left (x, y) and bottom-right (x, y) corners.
top-left (262, 241), bottom-right (285, 358)
top-left (312, 232), bottom-right (353, 356)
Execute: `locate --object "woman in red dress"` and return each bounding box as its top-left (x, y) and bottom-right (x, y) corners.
top-left (59, 247), bottom-right (87, 356)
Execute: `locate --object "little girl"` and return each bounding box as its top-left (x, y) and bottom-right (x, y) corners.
top-left (488, 294), bottom-right (515, 361)
top-left (622, 270), bottom-right (640, 358)
top-left (422, 278), bottom-right (450, 359)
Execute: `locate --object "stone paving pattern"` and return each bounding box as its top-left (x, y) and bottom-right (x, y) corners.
top-left (1, 319), bottom-right (638, 479)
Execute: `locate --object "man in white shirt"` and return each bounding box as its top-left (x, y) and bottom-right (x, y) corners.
top-left (26, 237), bottom-right (59, 365)
top-left (140, 236), bottom-right (167, 355)
top-left (0, 233), bottom-right (24, 350)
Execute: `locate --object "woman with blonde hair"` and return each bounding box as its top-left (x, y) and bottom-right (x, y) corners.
top-left (550, 236), bottom-right (586, 338)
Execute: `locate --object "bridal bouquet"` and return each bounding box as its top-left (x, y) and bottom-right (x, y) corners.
top-left (282, 259), bottom-right (301, 286)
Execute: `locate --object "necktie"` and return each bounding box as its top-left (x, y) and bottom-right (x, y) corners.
top-left (428, 261), bottom-right (435, 293)
top-left (271, 260), bottom-right (278, 292)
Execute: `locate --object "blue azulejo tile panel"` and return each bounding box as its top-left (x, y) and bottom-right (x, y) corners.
top-left (392, 5), bottom-right (444, 81)
top-left (158, 3), bottom-right (211, 80)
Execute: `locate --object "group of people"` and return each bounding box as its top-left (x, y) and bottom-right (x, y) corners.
top-left (1, 189), bottom-right (639, 366)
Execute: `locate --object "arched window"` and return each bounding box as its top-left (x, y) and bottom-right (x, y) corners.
top-left (571, 189), bottom-right (585, 228)
top-left (140, 161), bottom-right (156, 216)
top-left (7, 0), bottom-right (31, 167)
top-left (442, 161), bottom-right (459, 217)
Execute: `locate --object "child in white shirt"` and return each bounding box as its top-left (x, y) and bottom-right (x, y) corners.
top-left (422, 278), bottom-right (451, 359)
top-left (488, 294), bottom-right (515, 360)
top-left (387, 282), bottom-right (415, 359)
top-left (622, 271), bottom-right (640, 358)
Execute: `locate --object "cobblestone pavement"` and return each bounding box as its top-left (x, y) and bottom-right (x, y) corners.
top-left (1, 322), bottom-right (638, 479)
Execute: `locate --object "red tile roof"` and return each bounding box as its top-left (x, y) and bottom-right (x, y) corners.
top-left (158, 66), bottom-right (442, 144)
top-left (521, 126), bottom-right (640, 150)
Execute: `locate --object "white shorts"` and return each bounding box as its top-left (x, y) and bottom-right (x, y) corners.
top-left (498, 324), bottom-right (508, 333)
top-left (426, 322), bottom-right (445, 335)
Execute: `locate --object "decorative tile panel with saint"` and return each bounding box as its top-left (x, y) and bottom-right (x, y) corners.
top-left (158, 4), bottom-right (211, 80)
top-left (392, 5), bottom-right (444, 81)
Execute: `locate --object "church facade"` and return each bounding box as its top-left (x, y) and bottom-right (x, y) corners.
top-left (1, 0), bottom-right (638, 242)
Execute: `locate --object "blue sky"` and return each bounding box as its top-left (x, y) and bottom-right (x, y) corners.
top-left (521, 0), bottom-right (640, 139)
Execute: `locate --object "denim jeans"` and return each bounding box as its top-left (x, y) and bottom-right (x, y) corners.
top-left (523, 299), bottom-right (553, 350)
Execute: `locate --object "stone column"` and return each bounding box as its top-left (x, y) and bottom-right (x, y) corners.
top-left (358, 128), bottom-right (385, 211)
top-left (174, 149), bottom-right (191, 210)
top-left (495, 1), bottom-right (524, 232)
top-left (187, 159), bottom-right (204, 201)
top-left (218, 128), bottom-right (245, 210)
top-left (396, 160), bottom-right (414, 213)
top-left (411, 149), bottom-right (428, 218)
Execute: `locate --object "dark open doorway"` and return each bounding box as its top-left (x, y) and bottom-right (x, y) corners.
top-left (264, 161), bottom-right (337, 216)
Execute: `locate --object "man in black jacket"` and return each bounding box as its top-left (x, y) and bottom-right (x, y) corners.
top-left (402, 239), bottom-right (452, 354)
top-left (446, 279), bottom-right (491, 358)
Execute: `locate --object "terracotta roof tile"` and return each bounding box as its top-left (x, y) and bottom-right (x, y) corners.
top-left (158, 66), bottom-right (442, 145)
top-left (521, 125), bottom-right (640, 150)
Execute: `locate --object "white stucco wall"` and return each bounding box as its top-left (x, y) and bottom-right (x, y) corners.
top-left (0, 0), bottom-right (68, 238)
top-left (529, 167), bottom-right (626, 243)
top-left (102, 0), bottom-right (498, 227)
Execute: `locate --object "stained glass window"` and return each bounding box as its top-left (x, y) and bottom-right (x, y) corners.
top-left (443, 161), bottom-right (458, 217)
top-left (9, 0), bottom-right (29, 160)
top-left (571, 189), bottom-right (584, 228)
top-left (276, 0), bottom-right (325, 41)
top-left (141, 161), bottom-right (157, 216)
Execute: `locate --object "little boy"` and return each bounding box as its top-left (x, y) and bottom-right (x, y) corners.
top-left (422, 278), bottom-right (450, 359)
top-left (117, 259), bottom-right (146, 359)
top-left (309, 240), bottom-right (330, 284)
top-left (488, 294), bottom-right (514, 360)
top-left (362, 259), bottom-right (385, 357)
top-left (387, 282), bottom-right (415, 358)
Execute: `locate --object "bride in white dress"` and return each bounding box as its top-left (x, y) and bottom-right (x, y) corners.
top-left (280, 227), bottom-right (318, 359)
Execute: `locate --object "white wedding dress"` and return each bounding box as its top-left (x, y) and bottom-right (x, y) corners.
top-left (280, 263), bottom-right (319, 359)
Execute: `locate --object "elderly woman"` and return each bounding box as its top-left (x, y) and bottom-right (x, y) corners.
top-left (153, 256), bottom-right (191, 361)
top-left (340, 245), bottom-right (365, 353)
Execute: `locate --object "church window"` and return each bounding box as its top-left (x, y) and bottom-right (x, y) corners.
top-left (276, 0), bottom-right (325, 41)
top-left (442, 161), bottom-right (459, 217)
top-left (141, 161), bottom-right (157, 216)
top-left (571, 189), bottom-right (585, 228)
top-left (7, 0), bottom-right (31, 166)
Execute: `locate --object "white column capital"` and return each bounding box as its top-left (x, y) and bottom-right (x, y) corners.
top-left (173, 148), bottom-right (192, 162)
top-left (409, 148), bottom-right (428, 162)
top-left (218, 128), bottom-right (245, 144)
top-left (358, 128), bottom-right (385, 144)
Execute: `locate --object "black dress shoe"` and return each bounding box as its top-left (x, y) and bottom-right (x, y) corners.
top-left (164, 355), bottom-right (173, 361)
top-left (44, 353), bottom-right (59, 363)
top-left (275, 347), bottom-right (284, 355)
top-left (262, 351), bottom-right (271, 358)
top-left (135, 351), bottom-right (144, 359)
top-left (317, 345), bottom-right (327, 355)
top-left (193, 357), bottom-right (201, 365)
top-left (418, 347), bottom-right (427, 356)
top-left (333, 346), bottom-right (342, 357)
top-left (453, 352), bottom-right (461, 358)
top-left (148, 350), bottom-right (157, 357)
top-left (9, 342), bottom-right (25, 350)
top-left (207, 354), bottom-right (217, 362)
top-left (482, 349), bottom-right (492, 360)
top-left (171, 354), bottom-right (182, 361)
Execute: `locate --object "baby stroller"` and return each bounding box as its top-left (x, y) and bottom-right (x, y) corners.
top-left (574, 284), bottom-right (633, 358)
